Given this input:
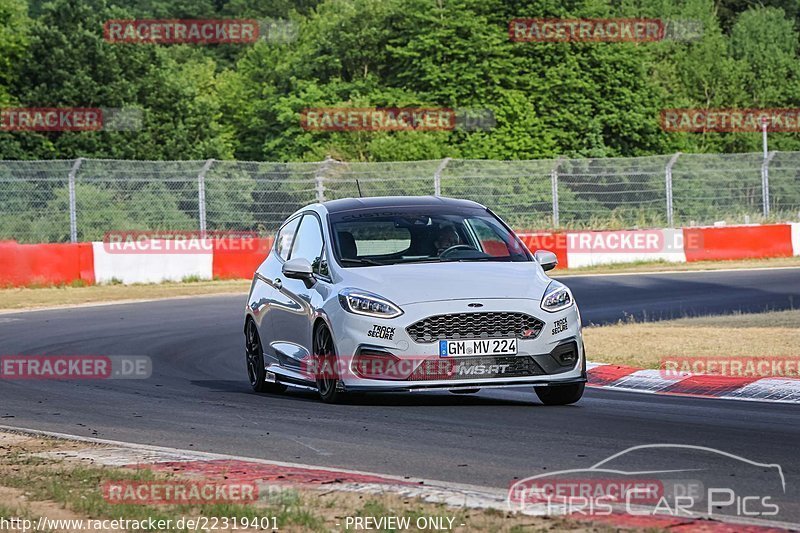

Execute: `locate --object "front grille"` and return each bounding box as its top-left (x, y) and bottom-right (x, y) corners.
top-left (406, 312), bottom-right (545, 343)
top-left (409, 356), bottom-right (545, 381)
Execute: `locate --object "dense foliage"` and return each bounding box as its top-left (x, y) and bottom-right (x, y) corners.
top-left (2, 0), bottom-right (800, 162)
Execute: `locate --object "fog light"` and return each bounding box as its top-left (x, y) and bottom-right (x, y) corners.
top-left (551, 342), bottom-right (578, 367)
top-left (353, 350), bottom-right (408, 380)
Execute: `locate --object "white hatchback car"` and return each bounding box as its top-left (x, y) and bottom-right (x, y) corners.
top-left (244, 196), bottom-right (585, 404)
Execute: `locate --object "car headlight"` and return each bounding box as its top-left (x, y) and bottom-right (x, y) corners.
top-left (338, 288), bottom-right (403, 318)
top-left (541, 281), bottom-right (574, 312)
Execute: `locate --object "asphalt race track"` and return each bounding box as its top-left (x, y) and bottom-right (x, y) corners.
top-left (1, 267), bottom-right (799, 524)
top-left (562, 266), bottom-right (800, 324)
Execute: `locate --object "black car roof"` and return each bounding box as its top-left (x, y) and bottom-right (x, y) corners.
top-left (322, 196), bottom-right (485, 213)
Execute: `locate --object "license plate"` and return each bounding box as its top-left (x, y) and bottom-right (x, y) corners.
top-left (439, 338), bottom-right (517, 357)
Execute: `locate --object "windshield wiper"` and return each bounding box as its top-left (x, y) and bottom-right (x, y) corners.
top-left (339, 257), bottom-right (385, 266)
top-left (395, 256), bottom-right (498, 264)
top-left (391, 257), bottom-right (465, 264)
top-left (452, 256), bottom-right (512, 262)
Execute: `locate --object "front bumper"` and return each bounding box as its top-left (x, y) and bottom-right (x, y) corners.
top-left (324, 297), bottom-right (585, 392)
top-left (345, 377), bottom-right (587, 393)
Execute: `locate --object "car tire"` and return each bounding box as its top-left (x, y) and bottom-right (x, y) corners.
top-left (450, 389), bottom-right (480, 394)
top-left (534, 383), bottom-right (584, 405)
top-left (245, 319), bottom-right (287, 394)
top-left (314, 324), bottom-right (346, 404)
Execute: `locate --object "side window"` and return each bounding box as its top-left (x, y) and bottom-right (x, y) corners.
top-left (290, 214), bottom-right (327, 276)
top-left (467, 218), bottom-right (511, 257)
top-left (275, 216), bottom-right (301, 259)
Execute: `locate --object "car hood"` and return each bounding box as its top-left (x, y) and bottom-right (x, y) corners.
top-left (336, 261), bottom-right (554, 305)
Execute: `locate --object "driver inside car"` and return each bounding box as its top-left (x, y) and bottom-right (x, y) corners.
top-left (434, 225), bottom-right (462, 255)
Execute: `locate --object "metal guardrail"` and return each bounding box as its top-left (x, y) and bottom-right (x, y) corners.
top-left (1, 152), bottom-right (798, 243)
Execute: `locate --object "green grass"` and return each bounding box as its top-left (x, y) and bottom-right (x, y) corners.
top-left (1, 461), bottom-right (328, 532)
top-left (0, 434), bottom-right (626, 533)
top-left (0, 279), bottom-right (251, 311)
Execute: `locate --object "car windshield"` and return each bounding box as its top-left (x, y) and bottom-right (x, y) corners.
top-left (329, 207), bottom-right (531, 266)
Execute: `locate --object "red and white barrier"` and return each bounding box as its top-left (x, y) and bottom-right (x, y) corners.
top-left (1, 224), bottom-right (798, 287)
top-left (682, 224), bottom-right (794, 262)
top-left (0, 241), bottom-right (94, 287)
top-left (519, 222), bottom-right (800, 271)
top-left (564, 228), bottom-right (687, 268)
top-left (212, 237), bottom-right (273, 280)
top-left (91, 241), bottom-right (213, 284)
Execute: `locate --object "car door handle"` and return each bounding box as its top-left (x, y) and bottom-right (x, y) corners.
top-left (273, 278), bottom-right (282, 290)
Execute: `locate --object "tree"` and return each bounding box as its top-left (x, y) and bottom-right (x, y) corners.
top-left (6, 0), bottom-right (234, 159)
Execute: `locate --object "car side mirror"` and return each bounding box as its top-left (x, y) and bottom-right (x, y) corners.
top-left (282, 257), bottom-right (315, 284)
top-left (534, 250), bottom-right (558, 272)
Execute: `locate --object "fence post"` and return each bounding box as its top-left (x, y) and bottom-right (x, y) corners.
top-left (197, 159), bottom-right (215, 235)
top-left (761, 151), bottom-right (776, 218)
top-left (550, 159), bottom-right (562, 227)
top-left (433, 157), bottom-right (451, 196)
top-left (67, 157), bottom-right (84, 243)
top-left (665, 152), bottom-right (681, 227)
top-left (315, 156), bottom-right (332, 203)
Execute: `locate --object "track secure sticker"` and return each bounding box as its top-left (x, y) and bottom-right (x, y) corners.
top-left (367, 325), bottom-right (395, 340)
top-left (551, 318), bottom-right (568, 335)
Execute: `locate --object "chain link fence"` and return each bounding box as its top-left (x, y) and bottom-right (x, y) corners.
top-left (1, 153), bottom-right (798, 243)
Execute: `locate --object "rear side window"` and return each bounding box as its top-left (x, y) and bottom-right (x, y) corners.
top-left (275, 216), bottom-right (301, 259)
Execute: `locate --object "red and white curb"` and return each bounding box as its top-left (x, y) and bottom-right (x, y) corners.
top-left (587, 362), bottom-right (800, 404)
top-left (1, 425), bottom-right (795, 532)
